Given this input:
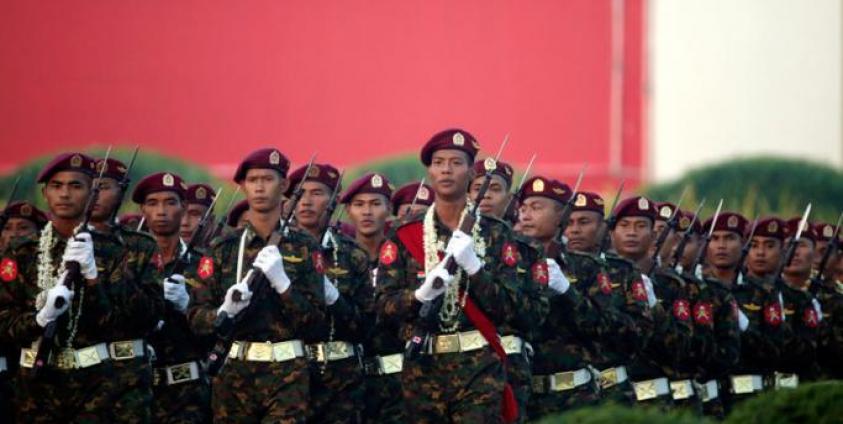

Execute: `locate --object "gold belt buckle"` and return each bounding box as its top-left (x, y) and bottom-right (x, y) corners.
top-left (109, 341), bottom-right (136, 361)
top-left (458, 331), bottom-right (484, 351)
top-left (309, 344), bottom-right (327, 362)
top-left (501, 336), bottom-right (519, 354)
top-left (379, 354), bottom-right (403, 374)
top-left (552, 371), bottom-right (576, 391)
top-left (327, 342), bottom-right (350, 360)
top-left (731, 376), bottom-right (755, 394)
top-left (434, 334), bottom-right (460, 354)
top-left (76, 346), bottom-right (102, 368)
top-left (168, 363), bottom-right (194, 385)
top-left (600, 368), bottom-right (619, 389)
top-left (20, 348), bottom-right (37, 368)
top-left (634, 380), bottom-right (658, 401)
top-left (228, 342), bottom-right (243, 359)
top-left (55, 348), bottom-right (77, 369)
top-left (671, 381), bottom-right (692, 400)
top-left (775, 373), bottom-right (798, 389)
top-left (247, 342), bottom-right (274, 362)
top-left (273, 342), bottom-right (298, 362)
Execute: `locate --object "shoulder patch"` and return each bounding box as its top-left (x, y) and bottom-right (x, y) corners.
top-left (1, 258), bottom-right (18, 282)
top-left (693, 302), bottom-right (714, 326)
top-left (631, 280), bottom-right (648, 302)
top-left (532, 261), bottom-right (549, 285)
top-left (501, 242), bottom-right (518, 267)
top-left (764, 303), bottom-right (782, 326)
top-left (197, 256), bottom-right (214, 280)
top-left (380, 240), bottom-right (398, 266)
top-left (673, 299), bottom-right (691, 321)
top-left (803, 307), bottom-right (819, 328)
top-left (598, 273), bottom-right (613, 294)
top-left (312, 251), bottom-right (326, 274)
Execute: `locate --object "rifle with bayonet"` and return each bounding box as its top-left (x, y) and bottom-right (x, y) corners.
top-left (398, 178), bottom-right (427, 226)
top-left (32, 146), bottom-right (113, 376)
top-left (107, 146), bottom-right (140, 231)
top-left (768, 204), bottom-right (812, 285)
top-left (594, 180), bottom-right (625, 255)
top-left (0, 176), bottom-right (22, 233)
top-left (812, 211), bottom-right (843, 286)
top-left (166, 187), bottom-right (223, 278)
top-left (319, 171), bottom-right (346, 253)
top-left (684, 199), bottom-right (724, 280)
top-left (732, 216), bottom-right (759, 285)
top-left (206, 155), bottom-right (317, 376)
top-left (501, 153), bottom-right (535, 223)
top-left (669, 199), bottom-right (706, 272)
top-left (405, 136), bottom-right (509, 359)
top-left (200, 187), bottom-right (242, 247)
top-left (544, 166), bottom-right (587, 262)
top-left (646, 188), bottom-right (689, 276)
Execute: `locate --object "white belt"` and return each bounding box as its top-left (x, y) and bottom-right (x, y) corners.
top-left (0, 356), bottom-right (6, 373)
top-left (532, 368), bottom-right (592, 393)
top-left (228, 340), bottom-right (306, 363)
top-left (306, 341), bottom-right (357, 362)
top-left (730, 374), bottom-right (765, 394)
top-left (500, 335), bottom-right (524, 355)
top-left (670, 379), bottom-right (695, 400)
top-left (155, 361), bottom-right (201, 386)
top-left (429, 330), bottom-right (489, 354)
top-left (366, 353), bottom-right (404, 376)
top-left (598, 365), bottom-right (629, 389)
top-left (773, 372), bottom-right (799, 390)
top-left (695, 379), bottom-right (720, 402)
top-left (20, 339), bottom-right (145, 370)
top-left (632, 377), bottom-right (671, 401)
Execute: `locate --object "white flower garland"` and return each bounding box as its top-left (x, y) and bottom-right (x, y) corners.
top-left (35, 222), bottom-right (85, 347)
top-left (422, 202), bottom-right (486, 332)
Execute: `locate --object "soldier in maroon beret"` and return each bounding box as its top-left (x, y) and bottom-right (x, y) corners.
top-left (702, 212), bottom-right (748, 285)
top-left (610, 196), bottom-right (658, 271)
top-left (88, 157), bottom-right (129, 233)
top-left (562, 192), bottom-right (605, 254)
top-left (118, 213), bottom-right (145, 231)
top-left (0, 201), bottom-right (48, 251)
top-left (232, 147), bottom-right (290, 184)
top-left (180, 184), bottom-right (217, 245)
top-left (516, 176), bottom-right (572, 248)
top-left (289, 163), bottom-right (341, 238)
top-left (812, 222), bottom-right (837, 271)
top-left (225, 200), bottom-right (250, 229)
top-left (746, 217), bottom-right (786, 279)
top-left (391, 181), bottom-right (434, 222)
top-left (469, 158), bottom-right (514, 219)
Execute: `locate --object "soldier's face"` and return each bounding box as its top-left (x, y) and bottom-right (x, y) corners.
top-left (91, 177), bottom-right (121, 222)
top-left (651, 220), bottom-right (681, 262)
top-left (243, 169), bottom-right (288, 214)
top-left (517, 197), bottom-right (561, 243)
top-left (469, 174), bottom-right (510, 218)
top-left (42, 171), bottom-right (92, 220)
top-left (707, 231), bottom-right (742, 269)
top-left (347, 193), bottom-right (390, 238)
top-left (748, 236), bottom-right (782, 276)
top-left (180, 203), bottom-right (209, 240)
top-left (427, 150), bottom-right (471, 201)
top-left (296, 181), bottom-right (332, 231)
top-left (565, 211), bottom-right (602, 252)
top-left (814, 240), bottom-right (829, 268)
top-left (680, 233), bottom-right (701, 268)
top-left (396, 203), bottom-right (428, 221)
top-left (784, 238), bottom-right (814, 275)
top-left (611, 216), bottom-right (654, 260)
top-left (141, 191), bottom-right (185, 237)
top-left (1, 217), bottom-right (39, 250)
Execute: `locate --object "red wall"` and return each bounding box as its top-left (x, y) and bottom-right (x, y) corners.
top-left (0, 0), bottom-right (645, 190)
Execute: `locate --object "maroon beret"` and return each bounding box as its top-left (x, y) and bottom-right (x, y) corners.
top-left (37, 152), bottom-right (97, 183)
top-left (185, 184), bottom-right (216, 208)
top-left (655, 202), bottom-right (680, 222)
top-left (226, 200), bottom-right (250, 227)
top-left (703, 211), bottom-right (748, 236)
top-left (391, 182), bottom-right (434, 211)
top-left (518, 176), bottom-right (571, 204)
top-left (613, 196), bottom-right (658, 222)
top-left (813, 222), bottom-right (837, 242)
top-left (784, 217), bottom-right (818, 242)
top-left (3, 201), bottom-right (48, 228)
top-left (118, 213), bottom-right (143, 227)
top-left (287, 163), bottom-right (341, 196)
top-left (132, 172), bottom-right (188, 204)
top-left (233, 148), bottom-right (290, 183)
top-left (571, 192), bottom-right (605, 215)
top-left (420, 128), bottom-right (480, 166)
top-left (676, 209), bottom-right (702, 234)
top-left (94, 157), bottom-right (128, 181)
top-left (341, 173), bottom-right (394, 204)
top-left (753, 217), bottom-right (785, 240)
top-left (472, 159), bottom-right (514, 188)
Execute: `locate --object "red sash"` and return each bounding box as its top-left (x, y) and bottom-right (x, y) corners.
top-left (396, 222), bottom-right (518, 423)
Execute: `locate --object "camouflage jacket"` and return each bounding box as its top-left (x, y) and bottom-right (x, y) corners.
top-left (813, 278), bottom-right (843, 378)
top-left (187, 223), bottom-right (326, 342)
top-left (375, 213), bottom-right (542, 342)
top-left (644, 266), bottom-right (695, 379)
top-left (687, 273), bottom-right (741, 380)
top-left (498, 234), bottom-right (548, 343)
top-left (732, 274), bottom-right (795, 375)
top-left (316, 229), bottom-right (371, 344)
top-left (0, 226), bottom-right (163, 349)
top-left (776, 278), bottom-right (821, 379)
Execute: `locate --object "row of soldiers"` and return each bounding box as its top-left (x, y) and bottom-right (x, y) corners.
top-left (0, 128), bottom-right (840, 423)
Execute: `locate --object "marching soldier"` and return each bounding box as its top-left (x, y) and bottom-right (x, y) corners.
top-left (391, 181), bottom-right (434, 222)
top-left (290, 163), bottom-right (370, 423)
top-left (133, 172), bottom-right (212, 423)
top-left (1, 202), bottom-right (47, 251)
top-left (226, 199), bottom-right (250, 231)
top-left (0, 152), bottom-right (164, 422)
top-left (180, 184), bottom-right (217, 247)
top-left (187, 148), bottom-right (326, 422)
top-left (376, 128), bottom-right (541, 422)
top-left (812, 222), bottom-right (843, 379)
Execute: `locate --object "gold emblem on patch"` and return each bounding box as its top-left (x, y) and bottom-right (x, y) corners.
top-left (307, 166), bottom-right (320, 178)
top-left (196, 187), bottom-right (207, 200)
top-left (727, 215), bottom-right (739, 229)
top-left (70, 154), bottom-right (83, 168)
top-left (371, 174), bottom-right (383, 188)
top-left (20, 204), bottom-right (32, 217)
top-left (269, 150), bottom-right (281, 165)
top-left (679, 216), bottom-right (691, 230)
top-left (823, 225), bottom-right (834, 238)
top-left (638, 197), bottom-right (649, 210)
top-left (768, 221), bottom-right (778, 233)
top-left (163, 173), bottom-right (175, 187)
top-left (532, 178), bottom-right (545, 193)
top-left (574, 193), bottom-right (587, 207)
top-left (418, 186), bottom-right (430, 200)
top-left (660, 205), bottom-right (672, 219)
top-left (452, 132), bottom-right (465, 146)
top-left (483, 157), bottom-right (497, 172)
top-left (595, 198), bottom-right (604, 206)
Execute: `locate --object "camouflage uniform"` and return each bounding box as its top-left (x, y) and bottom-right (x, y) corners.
top-left (0, 227), bottom-right (163, 423)
top-left (776, 279), bottom-right (821, 382)
top-left (814, 277), bottom-right (843, 378)
top-left (188, 224), bottom-right (326, 423)
top-left (376, 214), bottom-right (543, 423)
top-left (307, 230), bottom-right (370, 423)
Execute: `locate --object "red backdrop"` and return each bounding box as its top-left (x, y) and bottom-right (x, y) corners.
top-left (0, 0), bottom-right (646, 190)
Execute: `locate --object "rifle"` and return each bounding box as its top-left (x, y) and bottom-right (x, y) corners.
top-left (768, 204), bottom-right (812, 284)
top-left (595, 180), bottom-right (625, 255)
top-left (32, 146), bottom-right (112, 376)
top-left (501, 153), bottom-right (536, 221)
top-left (0, 176), bottom-right (22, 232)
top-left (646, 188), bottom-right (689, 275)
top-left (544, 166), bottom-right (587, 261)
top-left (405, 136), bottom-right (509, 359)
top-left (398, 177), bottom-right (427, 225)
top-left (206, 155), bottom-right (316, 376)
top-left (812, 211), bottom-right (843, 285)
top-left (166, 187), bottom-right (223, 279)
top-left (200, 187), bottom-right (242, 246)
top-left (732, 216), bottom-right (759, 285)
top-left (107, 146), bottom-right (140, 231)
top-left (685, 198), bottom-right (723, 279)
top-left (670, 199), bottom-right (706, 271)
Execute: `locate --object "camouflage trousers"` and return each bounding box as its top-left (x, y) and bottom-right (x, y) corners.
top-left (1, 371), bottom-right (15, 424)
top-left (151, 377), bottom-right (211, 423)
top-left (506, 352), bottom-right (532, 423)
top-left (212, 358), bottom-right (309, 424)
top-left (363, 372), bottom-right (404, 423)
top-left (308, 357), bottom-right (365, 423)
top-left (527, 377), bottom-right (600, 420)
top-left (16, 357), bottom-right (152, 423)
top-left (402, 348), bottom-right (505, 423)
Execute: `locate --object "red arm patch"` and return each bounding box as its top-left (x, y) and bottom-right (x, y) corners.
top-left (197, 256), bottom-right (214, 280)
top-left (764, 303), bottom-right (782, 326)
top-left (312, 251), bottom-right (326, 274)
top-left (501, 242), bottom-right (517, 267)
top-left (531, 261), bottom-right (549, 285)
top-left (631, 280), bottom-right (648, 302)
top-left (379, 240), bottom-right (398, 266)
top-left (803, 307), bottom-right (819, 328)
top-left (0, 258), bottom-right (18, 282)
top-left (597, 273), bottom-right (613, 294)
top-left (693, 302), bottom-right (714, 326)
top-left (673, 299), bottom-right (691, 321)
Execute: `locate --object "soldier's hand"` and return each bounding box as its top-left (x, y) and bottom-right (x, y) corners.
top-left (546, 258), bottom-right (571, 295)
top-left (63, 232), bottom-right (98, 280)
top-left (323, 276), bottom-right (339, 306)
top-left (253, 245), bottom-right (291, 295)
top-left (164, 274), bottom-right (190, 313)
top-left (445, 230), bottom-right (483, 275)
top-left (218, 280), bottom-right (252, 318)
top-left (36, 275), bottom-right (74, 327)
top-left (415, 262), bottom-right (453, 302)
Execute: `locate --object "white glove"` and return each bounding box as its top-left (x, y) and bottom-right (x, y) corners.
top-left (415, 262), bottom-right (454, 302)
top-left (36, 274), bottom-right (74, 327)
top-left (63, 232), bottom-right (97, 280)
top-left (546, 258), bottom-right (570, 295)
top-left (641, 274), bottom-right (658, 308)
top-left (217, 278), bottom-right (252, 318)
top-left (445, 230), bottom-right (484, 275)
top-left (324, 276), bottom-right (339, 306)
top-left (737, 309), bottom-right (749, 332)
top-left (164, 274), bottom-right (190, 313)
top-left (253, 245), bottom-right (291, 295)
